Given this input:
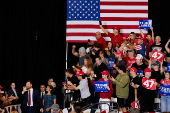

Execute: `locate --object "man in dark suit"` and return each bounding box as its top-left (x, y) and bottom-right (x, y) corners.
top-left (7, 83), bottom-right (19, 105)
top-left (93, 56), bottom-right (108, 81)
top-left (22, 80), bottom-right (43, 113)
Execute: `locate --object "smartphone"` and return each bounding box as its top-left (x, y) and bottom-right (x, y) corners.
top-left (88, 39), bottom-right (90, 43)
top-left (99, 21), bottom-right (102, 25)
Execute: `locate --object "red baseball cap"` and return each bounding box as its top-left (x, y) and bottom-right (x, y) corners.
top-left (137, 35), bottom-right (144, 40)
top-left (113, 27), bottom-right (120, 32)
top-left (75, 71), bottom-right (85, 76)
top-left (129, 67), bottom-right (137, 73)
top-left (101, 70), bottom-right (109, 75)
top-left (0, 86), bottom-right (3, 89)
top-left (115, 50), bottom-right (123, 57)
top-left (122, 37), bottom-right (128, 41)
top-left (144, 68), bottom-right (152, 73)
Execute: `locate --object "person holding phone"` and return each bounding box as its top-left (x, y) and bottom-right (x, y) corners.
top-left (88, 32), bottom-right (107, 51)
top-left (110, 66), bottom-right (130, 112)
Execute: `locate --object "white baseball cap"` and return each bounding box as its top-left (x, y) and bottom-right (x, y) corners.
top-left (136, 54), bottom-right (143, 60)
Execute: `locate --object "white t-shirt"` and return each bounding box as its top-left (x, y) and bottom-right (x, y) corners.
top-left (77, 79), bottom-right (90, 99)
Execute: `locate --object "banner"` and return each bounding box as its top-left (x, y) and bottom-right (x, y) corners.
top-left (108, 58), bottom-right (115, 69)
top-left (167, 63), bottom-right (170, 72)
top-left (139, 20), bottom-right (152, 29)
top-left (94, 81), bottom-right (109, 92)
top-left (131, 100), bottom-right (140, 110)
top-left (142, 77), bottom-right (156, 90)
top-left (151, 50), bottom-right (164, 62)
top-left (158, 84), bottom-right (170, 96)
top-left (137, 70), bottom-right (143, 78)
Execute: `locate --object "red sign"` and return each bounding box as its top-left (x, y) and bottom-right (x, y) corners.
top-left (131, 100), bottom-right (140, 110)
top-left (142, 77), bottom-right (156, 90)
top-left (151, 50), bottom-right (164, 62)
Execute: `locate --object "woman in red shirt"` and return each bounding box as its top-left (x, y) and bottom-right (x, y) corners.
top-left (90, 70), bottom-right (113, 113)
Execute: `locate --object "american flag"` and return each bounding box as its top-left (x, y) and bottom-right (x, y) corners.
top-left (66, 0), bottom-right (148, 43)
top-left (135, 45), bottom-right (142, 50)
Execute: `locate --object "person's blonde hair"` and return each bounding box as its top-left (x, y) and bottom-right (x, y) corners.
top-left (129, 32), bottom-right (136, 39)
top-left (51, 82), bottom-right (56, 87)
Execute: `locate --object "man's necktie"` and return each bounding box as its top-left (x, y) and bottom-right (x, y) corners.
top-left (28, 90), bottom-right (31, 106)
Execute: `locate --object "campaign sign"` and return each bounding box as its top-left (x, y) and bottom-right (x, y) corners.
top-left (131, 100), bottom-right (140, 110)
top-left (139, 20), bottom-right (152, 29)
top-left (151, 50), bottom-right (164, 62)
top-left (158, 84), bottom-right (170, 96)
top-left (108, 58), bottom-right (115, 69)
top-left (142, 77), bottom-right (156, 90)
top-left (137, 70), bottom-right (143, 78)
top-left (167, 63), bottom-right (170, 72)
top-left (94, 81), bottom-right (109, 92)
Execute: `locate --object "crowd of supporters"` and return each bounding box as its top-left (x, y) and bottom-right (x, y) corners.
top-left (0, 26), bottom-right (170, 113)
top-left (64, 26), bottom-right (170, 113)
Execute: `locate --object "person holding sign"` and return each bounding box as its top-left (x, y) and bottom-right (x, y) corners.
top-left (131, 68), bottom-right (159, 112)
top-left (158, 72), bottom-right (170, 113)
top-left (90, 70), bottom-right (113, 113)
top-left (128, 67), bottom-right (140, 109)
top-left (110, 66), bottom-right (130, 112)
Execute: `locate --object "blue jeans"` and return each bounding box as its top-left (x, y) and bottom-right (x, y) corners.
top-left (161, 96), bottom-right (170, 112)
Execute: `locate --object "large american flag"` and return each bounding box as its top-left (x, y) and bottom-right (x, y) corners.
top-left (66, 0), bottom-right (148, 43)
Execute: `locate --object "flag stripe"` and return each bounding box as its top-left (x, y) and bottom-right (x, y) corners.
top-left (100, 13), bottom-right (148, 17)
top-left (100, 2), bottom-right (148, 5)
top-left (66, 29), bottom-right (148, 33)
top-left (67, 21), bottom-right (141, 25)
top-left (66, 33), bottom-right (147, 37)
top-left (100, 0), bottom-right (148, 2)
top-left (67, 25), bottom-right (140, 29)
top-left (100, 17), bottom-right (148, 21)
top-left (100, 9), bottom-right (148, 13)
top-left (100, 5), bottom-right (148, 10)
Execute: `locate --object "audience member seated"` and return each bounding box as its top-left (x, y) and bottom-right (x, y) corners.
top-left (7, 83), bottom-right (19, 105)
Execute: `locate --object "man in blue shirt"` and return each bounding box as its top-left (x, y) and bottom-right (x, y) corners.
top-left (135, 36), bottom-right (146, 57)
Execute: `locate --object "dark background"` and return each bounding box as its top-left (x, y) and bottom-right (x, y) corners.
top-left (0, 0), bottom-right (169, 107)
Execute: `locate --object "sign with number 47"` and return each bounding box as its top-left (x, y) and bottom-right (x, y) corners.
top-left (142, 77), bottom-right (156, 90)
top-left (151, 50), bottom-right (164, 62)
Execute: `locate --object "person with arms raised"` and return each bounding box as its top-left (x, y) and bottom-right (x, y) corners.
top-left (99, 25), bottom-right (123, 49)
